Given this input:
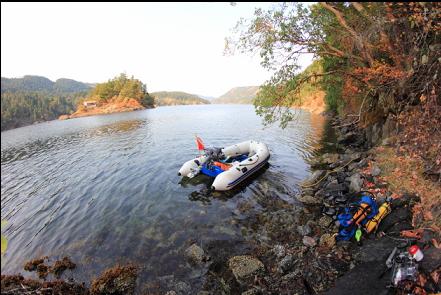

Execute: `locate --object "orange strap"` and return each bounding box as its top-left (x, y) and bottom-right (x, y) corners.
top-left (352, 203), bottom-right (371, 225)
top-left (213, 161), bottom-right (231, 171)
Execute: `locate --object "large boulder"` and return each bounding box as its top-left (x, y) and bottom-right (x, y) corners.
top-left (297, 224), bottom-right (312, 236)
top-left (297, 195), bottom-right (321, 205)
top-left (277, 255), bottom-right (296, 274)
top-left (348, 173), bottom-right (363, 193)
top-left (318, 215), bottom-right (333, 228)
top-left (228, 256), bottom-right (264, 281)
top-left (340, 152), bottom-right (363, 166)
top-left (184, 244), bottom-right (208, 264)
top-left (420, 247), bottom-right (441, 273)
top-left (302, 236), bottom-right (317, 247)
top-left (324, 180), bottom-right (346, 193)
top-left (319, 233), bottom-right (336, 248)
top-left (326, 261), bottom-right (390, 295)
top-left (90, 265), bottom-right (137, 295)
top-left (370, 165), bottom-right (381, 177)
top-left (303, 170), bottom-right (326, 185)
top-left (321, 153), bottom-right (339, 165)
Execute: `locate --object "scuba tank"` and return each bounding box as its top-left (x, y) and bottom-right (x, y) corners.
top-left (352, 202), bottom-right (371, 226)
top-left (365, 198), bottom-right (392, 234)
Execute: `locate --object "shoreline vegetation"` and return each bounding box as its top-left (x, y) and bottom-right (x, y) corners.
top-left (58, 74), bottom-right (154, 121)
top-left (0, 76), bottom-right (90, 131)
top-left (58, 97), bottom-right (151, 120)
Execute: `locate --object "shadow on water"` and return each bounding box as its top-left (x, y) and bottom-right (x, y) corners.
top-left (85, 119), bottom-right (146, 137)
top-left (178, 174), bottom-right (213, 189)
top-left (315, 117), bottom-right (339, 155)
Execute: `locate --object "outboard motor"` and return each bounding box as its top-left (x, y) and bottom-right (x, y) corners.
top-left (204, 147), bottom-right (225, 162)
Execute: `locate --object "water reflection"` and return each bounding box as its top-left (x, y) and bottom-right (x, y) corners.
top-left (312, 114), bottom-right (339, 155)
top-left (1, 119), bottom-right (149, 165)
top-left (178, 174), bottom-right (213, 188)
top-left (85, 119), bottom-right (147, 137)
top-left (1, 105), bottom-right (328, 293)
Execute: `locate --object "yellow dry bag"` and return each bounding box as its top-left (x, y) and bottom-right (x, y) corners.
top-left (365, 201), bottom-right (391, 234)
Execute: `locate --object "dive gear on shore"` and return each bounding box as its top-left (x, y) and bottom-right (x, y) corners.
top-left (408, 245), bottom-right (424, 262)
top-left (390, 250), bottom-right (418, 287)
top-left (365, 197), bottom-right (392, 234)
top-left (336, 194), bottom-right (379, 241)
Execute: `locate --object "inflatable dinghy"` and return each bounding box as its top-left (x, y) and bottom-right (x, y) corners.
top-left (178, 140), bottom-right (270, 191)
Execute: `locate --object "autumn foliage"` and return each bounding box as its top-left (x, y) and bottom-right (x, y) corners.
top-left (228, 2), bottom-right (440, 122)
top-left (228, 1), bottom-right (440, 182)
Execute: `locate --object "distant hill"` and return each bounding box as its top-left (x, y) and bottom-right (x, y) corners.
top-left (197, 94), bottom-right (216, 101)
top-left (212, 86), bottom-right (260, 104)
top-left (54, 78), bottom-right (93, 93)
top-left (1, 75), bottom-right (92, 131)
top-left (151, 91), bottom-right (210, 106)
top-left (1, 75), bottom-right (54, 92)
top-left (1, 75), bottom-right (91, 93)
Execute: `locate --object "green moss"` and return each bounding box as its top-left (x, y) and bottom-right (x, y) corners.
top-left (1, 220), bottom-right (7, 256)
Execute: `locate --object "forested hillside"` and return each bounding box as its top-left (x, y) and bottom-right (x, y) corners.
top-left (1, 76), bottom-right (91, 130)
top-left (151, 91), bottom-right (210, 106)
top-left (1, 74), bottom-right (154, 130)
top-left (1, 76), bottom-right (91, 93)
top-left (212, 86), bottom-right (259, 104)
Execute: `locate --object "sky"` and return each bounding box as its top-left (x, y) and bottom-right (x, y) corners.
top-left (1, 2), bottom-right (313, 97)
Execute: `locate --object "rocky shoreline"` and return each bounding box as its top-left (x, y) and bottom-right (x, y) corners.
top-left (180, 113), bottom-right (440, 295)
top-left (2, 113), bottom-right (439, 294)
top-left (58, 98), bottom-right (150, 121)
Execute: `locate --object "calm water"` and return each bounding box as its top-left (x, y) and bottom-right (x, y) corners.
top-left (1, 105), bottom-right (328, 290)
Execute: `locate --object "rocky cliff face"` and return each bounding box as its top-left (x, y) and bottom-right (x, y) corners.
top-left (363, 115), bottom-right (398, 147)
